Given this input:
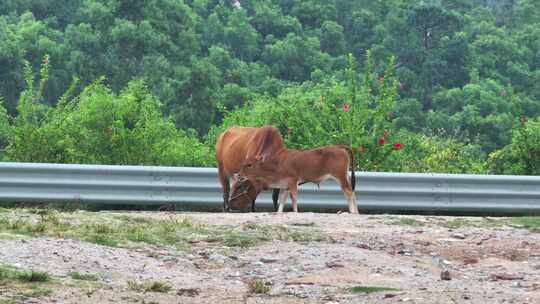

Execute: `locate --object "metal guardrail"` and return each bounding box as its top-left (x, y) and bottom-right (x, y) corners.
top-left (1, 162), bottom-right (540, 214)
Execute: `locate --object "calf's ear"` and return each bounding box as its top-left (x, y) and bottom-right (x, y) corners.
top-left (255, 154), bottom-right (268, 162)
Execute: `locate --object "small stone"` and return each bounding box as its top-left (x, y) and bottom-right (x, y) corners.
top-left (442, 259), bottom-right (452, 266)
top-left (441, 270), bottom-right (451, 281)
top-left (451, 233), bottom-right (466, 239)
top-left (397, 249), bottom-right (412, 256)
top-left (252, 261), bottom-right (265, 267)
top-left (356, 243), bottom-right (372, 250)
top-left (177, 288), bottom-right (200, 296)
top-left (325, 261), bottom-right (344, 268)
top-left (489, 273), bottom-right (524, 281)
top-left (463, 258), bottom-right (479, 265)
top-left (384, 293), bottom-right (397, 299)
top-left (260, 257), bottom-right (279, 263)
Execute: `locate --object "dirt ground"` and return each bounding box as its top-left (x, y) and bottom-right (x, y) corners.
top-left (1, 211), bottom-right (539, 304)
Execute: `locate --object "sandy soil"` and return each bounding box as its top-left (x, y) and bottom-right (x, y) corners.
top-left (1, 212), bottom-right (539, 304)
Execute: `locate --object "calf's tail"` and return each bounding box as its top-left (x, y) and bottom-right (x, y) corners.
top-left (339, 145), bottom-right (356, 191)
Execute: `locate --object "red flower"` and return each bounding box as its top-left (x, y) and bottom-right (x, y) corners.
top-left (378, 76), bottom-right (384, 82)
top-left (342, 103), bottom-right (350, 113)
top-left (378, 137), bottom-right (385, 145)
top-left (384, 129), bottom-right (390, 135)
top-left (393, 142), bottom-right (402, 150)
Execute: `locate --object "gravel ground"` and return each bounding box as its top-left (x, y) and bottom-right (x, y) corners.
top-left (1, 211), bottom-right (539, 304)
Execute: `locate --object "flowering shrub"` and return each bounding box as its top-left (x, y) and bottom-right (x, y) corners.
top-left (207, 51), bottom-right (403, 171)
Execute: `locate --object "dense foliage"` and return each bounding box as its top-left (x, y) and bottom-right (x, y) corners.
top-left (6, 58), bottom-right (213, 166)
top-left (0, 0), bottom-right (539, 174)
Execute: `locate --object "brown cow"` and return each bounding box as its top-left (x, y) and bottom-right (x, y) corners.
top-left (215, 125), bottom-right (284, 211)
top-left (232, 144), bottom-right (359, 214)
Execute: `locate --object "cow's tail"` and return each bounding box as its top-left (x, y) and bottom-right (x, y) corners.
top-left (338, 145), bottom-right (356, 191)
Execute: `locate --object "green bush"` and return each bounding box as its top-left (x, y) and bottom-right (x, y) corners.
top-left (394, 132), bottom-right (487, 174)
top-left (489, 117), bottom-right (540, 175)
top-left (4, 56), bottom-right (213, 167)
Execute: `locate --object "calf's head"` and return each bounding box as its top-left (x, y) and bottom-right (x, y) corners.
top-left (238, 155), bottom-right (277, 179)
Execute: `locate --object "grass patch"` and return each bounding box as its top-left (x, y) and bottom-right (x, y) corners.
top-left (0, 265), bottom-right (53, 302)
top-left (509, 217), bottom-right (540, 232)
top-left (391, 218), bottom-right (424, 226)
top-left (17, 270), bottom-right (50, 283)
top-left (442, 218), bottom-right (474, 229)
top-left (246, 279), bottom-right (271, 294)
top-left (69, 272), bottom-right (98, 281)
top-left (19, 286), bottom-right (52, 298)
top-left (0, 210), bottom-right (329, 249)
top-left (127, 280), bottom-right (172, 293)
top-left (0, 265), bottom-right (50, 283)
top-left (349, 286), bottom-right (400, 294)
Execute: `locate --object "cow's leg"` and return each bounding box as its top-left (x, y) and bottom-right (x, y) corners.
top-left (218, 164), bottom-right (230, 212)
top-left (336, 174), bottom-right (359, 214)
top-left (272, 188), bottom-right (280, 212)
top-left (289, 182), bottom-right (299, 212)
top-left (277, 188), bottom-right (289, 213)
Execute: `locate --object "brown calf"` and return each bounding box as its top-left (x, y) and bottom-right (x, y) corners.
top-left (233, 144), bottom-right (359, 214)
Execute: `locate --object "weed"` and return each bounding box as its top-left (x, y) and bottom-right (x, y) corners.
top-left (69, 272), bottom-right (98, 281)
top-left (17, 270), bottom-right (50, 283)
top-left (349, 286), bottom-right (399, 294)
top-left (127, 280), bottom-right (172, 293)
top-left (246, 279), bottom-right (271, 294)
top-left (391, 218), bottom-right (424, 226)
top-left (19, 286), bottom-right (52, 298)
top-left (443, 219), bottom-right (473, 229)
top-left (86, 234), bottom-right (118, 247)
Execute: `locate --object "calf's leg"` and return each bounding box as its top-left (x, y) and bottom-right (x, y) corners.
top-left (289, 182), bottom-right (299, 212)
top-left (277, 188), bottom-right (289, 212)
top-left (336, 174), bottom-right (359, 214)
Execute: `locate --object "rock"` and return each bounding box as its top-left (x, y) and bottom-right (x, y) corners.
top-left (451, 233), bottom-right (466, 239)
top-left (384, 293), bottom-right (397, 299)
top-left (397, 249), bottom-right (412, 256)
top-left (177, 288), bottom-right (200, 296)
top-left (488, 273), bottom-right (524, 281)
top-left (325, 261), bottom-right (344, 268)
top-left (441, 270), bottom-right (452, 281)
top-left (252, 261), bottom-right (265, 267)
top-left (463, 258), bottom-right (479, 265)
top-left (260, 257), bottom-right (279, 263)
top-left (356, 243), bottom-right (372, 250)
